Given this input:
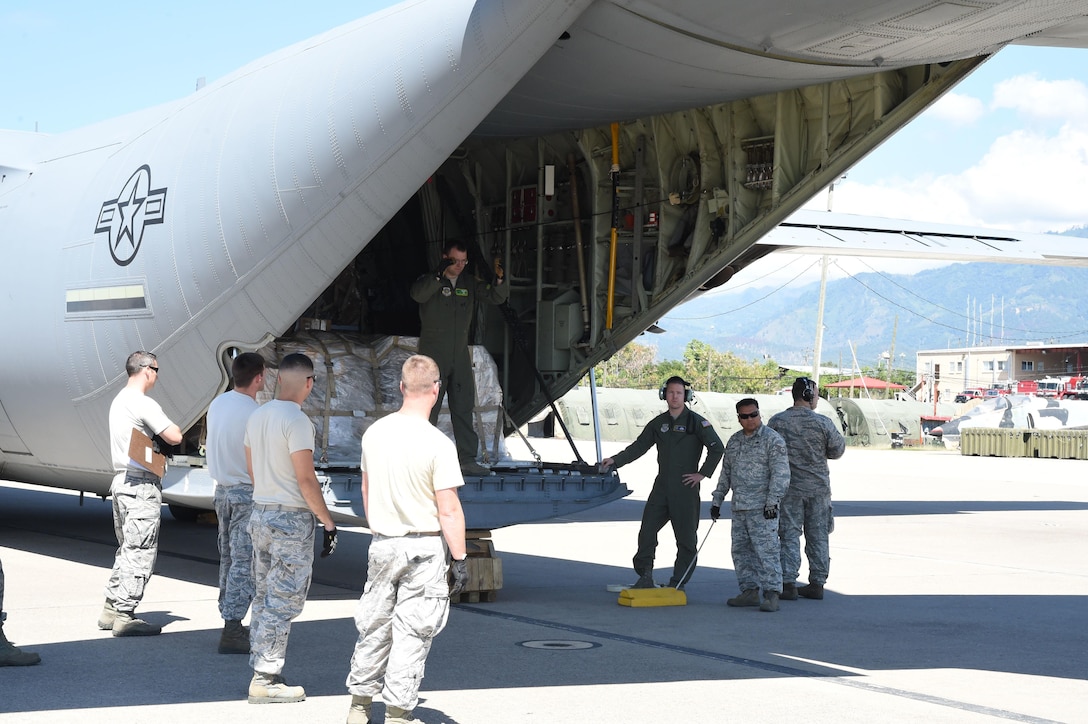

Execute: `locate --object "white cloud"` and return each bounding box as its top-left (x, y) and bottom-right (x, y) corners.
top-left (929, 92), bottom-right (985, 125)
top-left (821, 121), bottom-right (1088, 233)
top-left (959, 125), bottom-right (1088, 229)
top-left (991, 73), bottom-right (1088, 122)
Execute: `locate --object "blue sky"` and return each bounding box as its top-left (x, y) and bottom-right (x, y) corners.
top-left (821, 44), bottom-right (1088, 235)
top-left (1, 2), bottom-right (390, 132)
top-left (5, 1), bottom-right (1086, 286)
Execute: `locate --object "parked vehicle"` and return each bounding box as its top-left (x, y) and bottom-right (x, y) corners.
top-left (954, 389), bottom-right (984, 403)
top-left (1037, 377), bottom-right (1067, 398)
top-left (1056, 376), bottom-right (1085, 400)
top-left (1016, 379), bottom-right (1039, 395)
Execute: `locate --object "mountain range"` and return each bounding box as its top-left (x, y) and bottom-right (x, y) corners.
top-left (651, 248), bottom-right (1088, 370)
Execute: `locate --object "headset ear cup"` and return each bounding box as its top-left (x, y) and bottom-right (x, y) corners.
top-left (661, 380), bottom-right (693, 402)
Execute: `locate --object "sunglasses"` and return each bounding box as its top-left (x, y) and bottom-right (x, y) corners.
top-left (737, 411), bottom-right (760, 420)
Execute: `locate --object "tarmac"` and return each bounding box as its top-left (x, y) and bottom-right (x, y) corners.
top-left (1, 438), bottom-right (1086, 723)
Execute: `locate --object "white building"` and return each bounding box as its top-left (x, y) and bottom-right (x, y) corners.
top-left (915, 343), bottom-right (1088, 403)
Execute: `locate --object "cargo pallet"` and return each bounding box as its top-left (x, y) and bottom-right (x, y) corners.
top-left (961, 428), bottom-right (1088, 460)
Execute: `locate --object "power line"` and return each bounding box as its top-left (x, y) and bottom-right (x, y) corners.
top-left (832, 260), bottom-right (1088, 343)
top-left (664, 258), bottom-right (822, 321)
top-left (852, 258), bottom-right (1088, 337)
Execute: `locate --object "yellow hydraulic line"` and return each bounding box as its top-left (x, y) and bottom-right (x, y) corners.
top-left (606, 122), bottom-right (620, 329)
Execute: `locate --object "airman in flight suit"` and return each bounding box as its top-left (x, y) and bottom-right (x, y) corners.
top-left (602, 377), bottom-right (723, 588)
top-left (410, 240), bottom-right (508, 475)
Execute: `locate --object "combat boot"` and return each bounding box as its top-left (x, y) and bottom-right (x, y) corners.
top-left (346, 694), bottom-right (372, 724)
top-left (631, 571), bottom-right (655, 589)
top-left (780, 583), bottom-right (798, 600)
top-left (218, 619), bottom-right (249, 654)
top-left (97, 599), bottom-right (118, 630)
top-left (112, 611), bottom-right (161, 637)
top-left (798, 583), bottom-right (825, 600)
top-left (248, 672), bottom-right (306, 704)
top-left (759, 591), bottom-right (780, 612)
top-left (386, 705), bottom-right (415, 723)
top-left (0, 625), bottom-right (41, 666)
top-left (460, 460), bottom-right (491, 477)
top-left (726, 588), bottom-right (760, 607)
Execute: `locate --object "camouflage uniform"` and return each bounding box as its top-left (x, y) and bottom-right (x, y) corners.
top-left (248, 507), bottom-right (316, 675)
top-left (346, 534), bottom-right (450, 711)
top-left (207, 387), bottom-right (260, 624)
top-left (104, 470), bottom-right (163, 612)
top-left (767, 406), bottom-right (846, 586)
top-left (214, 484), bottom-right (255, 621)
top-left (611, 408), bottom-right (723, 586)
top-left (714, 424), bottom-right (790, 594)
top-left (410, 271), bottom-right (508, 464)
top-left (104, 384), bottom-right (175, 617)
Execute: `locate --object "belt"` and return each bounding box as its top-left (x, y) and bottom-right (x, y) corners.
top-left (374, 531), bottom-right (441, 539)
top-left (254, 503), bottom-right (310, 513)
top-left (122, 470), bottom-right (160, 483)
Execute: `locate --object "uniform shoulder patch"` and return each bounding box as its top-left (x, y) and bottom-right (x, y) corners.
top-left (701, 420), bottom-right (711, 427)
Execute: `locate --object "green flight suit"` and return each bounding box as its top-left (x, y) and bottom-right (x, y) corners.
top-left (610, 407), bottom-right (724, 586)
top-left (410, 271), bottom-right (508, 464)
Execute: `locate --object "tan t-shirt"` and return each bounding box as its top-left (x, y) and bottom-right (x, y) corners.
top-left (361, 412), bottom-right (463, 536)
top-left (109, 386), bottom-right (174, 474)
top-left (206, 390), bottom-right (258, 487)
top-left (244, 399), bottom-right (315, 507)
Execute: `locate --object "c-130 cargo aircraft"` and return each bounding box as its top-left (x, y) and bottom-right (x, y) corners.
top-left (4, 0), bottom-right (1088, 527)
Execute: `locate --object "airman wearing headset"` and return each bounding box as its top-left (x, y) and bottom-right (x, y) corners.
top-left (766, 377), bottom-right (846, 601)
top-left (601, 376), bottom-right (723, 589)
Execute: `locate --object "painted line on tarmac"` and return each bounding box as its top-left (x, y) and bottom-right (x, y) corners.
top-left (458, 606), bottom-right (1060, 724)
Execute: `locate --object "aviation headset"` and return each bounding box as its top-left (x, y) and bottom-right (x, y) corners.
top-left (795, 377), bottom-right (817, 402)
top-left (659, 376), bottom-right (694, 403)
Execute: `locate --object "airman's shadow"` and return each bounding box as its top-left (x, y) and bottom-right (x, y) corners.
top-left (2, 483), bottom-right (1085, 720)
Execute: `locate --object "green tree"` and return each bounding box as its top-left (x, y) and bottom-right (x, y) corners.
top-left (594, 341), bottom-right (659, 389)
top-left (676, 340), bottom-right (783, 393)
top-left (595, 338), bottom-right (787, 394)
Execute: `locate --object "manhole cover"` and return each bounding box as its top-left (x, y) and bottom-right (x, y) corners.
top-left (519, 640), bottom-right (599, 650)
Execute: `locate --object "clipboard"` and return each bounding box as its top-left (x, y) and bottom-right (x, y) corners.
top-left (128, 427), bottom-right (167, 478)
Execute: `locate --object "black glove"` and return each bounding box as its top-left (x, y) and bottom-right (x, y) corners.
top-left (710, 504), bottom-right (721, 521)
top-left (450, 558), bottom-right (469, 597)
top-left (763, 504), bottom-right (778, 520)
top-left (320, 527), bottom-right (338, 558)
top-left (436, 257), bottom-right (454, 277)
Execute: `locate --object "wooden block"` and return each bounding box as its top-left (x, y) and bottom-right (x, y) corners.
top-left (451, 590), bottom-right (498, 604)
top-left (465, 556), bottom-right (503, 592)
top-left (466, 539), bottom-right (495, 557)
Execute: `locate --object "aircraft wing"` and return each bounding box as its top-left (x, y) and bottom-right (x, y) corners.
top-left (756, 210), bottom-right (1088, 267)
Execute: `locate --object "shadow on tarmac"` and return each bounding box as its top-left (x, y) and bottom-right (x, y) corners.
top-left (2, 482), bottom-right (1086, 718)
top-left (551, 496), bottom-right (1088, 524)
top-left (2, 577), bottom-right (1084, 715)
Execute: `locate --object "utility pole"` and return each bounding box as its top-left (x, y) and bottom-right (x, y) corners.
top-left (812, 255), bottom-right (829, 386)
top-left (965, 296), bottom-right (971, 347)
top-left (888, 315), bottom-right (898, 399)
